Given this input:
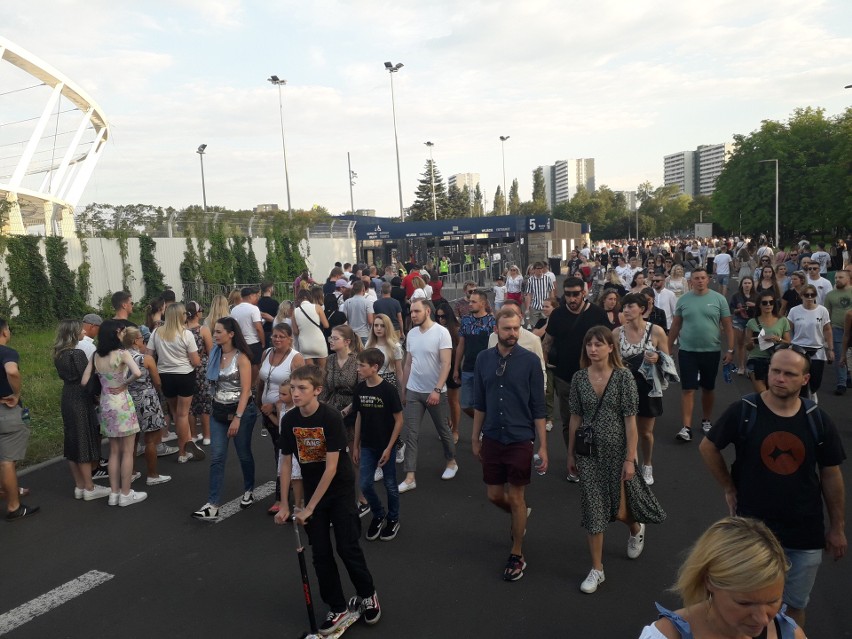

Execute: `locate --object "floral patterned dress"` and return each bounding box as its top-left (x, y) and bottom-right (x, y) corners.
top-left (96, 351), bottom-right (140, 438)
top-left (127, 350), bottom-right (165, 433)
top-left (189, 325), bottom-right (211, 416)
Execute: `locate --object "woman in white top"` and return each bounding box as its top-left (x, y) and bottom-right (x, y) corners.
top-left (505, 265), bottom-right (524, 304)
top-left (256, 322), bottom-right (304, 514)
top-left (409, 276), bottom-right (429, 301)
top-left (786, 283), bottom-right (833, 400)
top-left (147, 303), bottom-right (204, 463)
top-left (665, 265), bottom-right (689, 299)
top-left (365, 313), bottom-right (404, 391)
top-left (274, 300), bottom-right (293, 328)
top-left (291, 288), bottom-right (329, 369)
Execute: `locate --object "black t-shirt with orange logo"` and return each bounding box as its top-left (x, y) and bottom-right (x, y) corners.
top-left (279, 402), bottom-right (355, 502)
top-left (709, 395), bottom-right (846, 549)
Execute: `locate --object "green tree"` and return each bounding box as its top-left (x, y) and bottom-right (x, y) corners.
top-left (473, 183), bottom-right (484, 217)
top-left (408, 160), bottom-right (449, 221)
top-left (231, 236), bottom-right (251, 283)
top-left (532, 167), bottom-right (548, 212)
top-left (201, 225), bottom-right (233, 286)
top-left (138, 235), bottom-right (166, 303)
top-left (508, 179), bottom-right (520, 214)
top-left (245, 239), bottom-right (262, 284)
top-left (5, 236), bottom-right (53, 325)
top-left (45, 236), bottom-right (87, 319)
top-left (179, 236), bottom-right (200, 283)
top-left (447, 184), bottom-right (468, 219)
top-left (492, 185), bottom-right (506, 216)
top-left (460, 184), bottom-right (472, 218)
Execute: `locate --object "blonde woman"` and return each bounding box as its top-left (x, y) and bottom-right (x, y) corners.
top-left (274, 300), bottom-right (294, 328)
top-left (409, 276), bottom-right (428, 302)
top-left (227, 289), bottom-right (242, 309)
top-left (147, 304), bottom-right (205, 463)
top-left (366, 314), bottom-right (404, 391)
top-left (206, 294), bottom-right (230, 330)
top-left (638, 517), bottom-right (803, 638)
top-left (665, 265), bottom-right (689, 299)
top-left (505, 265), bottom-right (524, 304)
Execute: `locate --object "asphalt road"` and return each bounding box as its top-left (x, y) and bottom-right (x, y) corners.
top-left (2, 373), bottom-right (850, 638)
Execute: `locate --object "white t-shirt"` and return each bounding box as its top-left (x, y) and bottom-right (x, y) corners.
top-left (506, 275), bottom-right (524, 294)
top-left (712, 252), bottom-right (732, 275)
top-left (77, 336), bottom-right (96, 361)
top-left (231, 302), bottom-right (262, 345)
top-left (654, 287), bottom-right (677, 329)
top-left (405, 322), bottom-right (452, 394)
top-left (787, 304), bottom-right (831, 360)
top-left (493, 285), bottom-right (507, 303)
top-left (806, 276), bottom-right (833, 305)
top-left (810, 251), bottom-right (831, 273)
top-left (148, 328), bottom-right (198, 373)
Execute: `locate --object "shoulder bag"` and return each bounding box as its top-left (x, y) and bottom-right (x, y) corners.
top-left (574, 372), bottom-right (613, 457)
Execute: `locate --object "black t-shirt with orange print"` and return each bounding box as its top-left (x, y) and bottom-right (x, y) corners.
top-left (279, 402), bottom-right (355, 501)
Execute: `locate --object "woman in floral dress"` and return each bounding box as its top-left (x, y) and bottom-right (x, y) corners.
top-left (186, 301), bottom-right (213, 445)
top-left (83, 319), bottom-right (145, 507)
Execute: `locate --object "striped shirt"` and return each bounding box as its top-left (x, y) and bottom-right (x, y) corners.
top-left (523, 275), bottom-right (553, 310)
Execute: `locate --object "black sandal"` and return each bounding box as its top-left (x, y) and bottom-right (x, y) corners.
top-left (502, 554), bottom-right (526, 582)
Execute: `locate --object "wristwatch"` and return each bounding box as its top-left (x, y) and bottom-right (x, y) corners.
top-left (234, 413), bottom-right (243, 419)
top-left (726, 349), bottom-right (734, 353)
top-left (433, 387), bottom-right (442, 394)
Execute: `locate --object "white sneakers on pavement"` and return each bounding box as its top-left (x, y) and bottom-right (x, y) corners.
top-left (580, 568), bottom-right (605, 593)
top-left (441, 464), bottom-right (458, 480)
top-left (627, 523), bottom-right (646, 559)
top-left (641, 465), bottom-right (654, 485)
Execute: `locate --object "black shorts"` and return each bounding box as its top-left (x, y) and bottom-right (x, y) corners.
top-left (248, 342), bottom-right (263, 366)
top-left (160, 372), bottom-right (196, 398)
top-left (631, 371), bottom-right (663, 418)
top-left (480, 437), bottom-right (533, 487)
top-left (747, 358), bottom-right (770, 382)
top-left (678, 350), bottom-right (721, 391)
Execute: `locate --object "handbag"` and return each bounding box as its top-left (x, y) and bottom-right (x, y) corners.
top-left (211, 400), bottom-right (237, 424)
top-left (574, 373), bottom-right (613, 457)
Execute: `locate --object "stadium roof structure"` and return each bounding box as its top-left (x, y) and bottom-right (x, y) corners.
top-left (0, 37), bottom-right (110, 236)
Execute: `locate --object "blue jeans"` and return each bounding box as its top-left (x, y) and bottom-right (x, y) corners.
top-left (832, 326), bottom-right (850, 389)
top-left (208, 403), bottom-right (257, 506)
top-left (359, 446), bottom-right (399, 521)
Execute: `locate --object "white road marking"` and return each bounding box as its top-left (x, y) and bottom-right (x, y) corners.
top-left (214, 480), bottom-right (276, 523)
top-left (0, 570), bottom-right (114, 634)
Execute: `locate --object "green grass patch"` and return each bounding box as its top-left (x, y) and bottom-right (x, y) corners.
top-left (16, 327), bottom-right (65, 467)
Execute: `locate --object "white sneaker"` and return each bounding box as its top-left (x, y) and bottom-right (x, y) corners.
top-left (82, 484), bottom-right (111, 501)
top-left (675, 427), bottom-right (692, 442)
top-left (545, 421), bottom-right (553, 432)
top-left (701, 420), bottom-right (712, 434)
top-left (580, 567), bottom-right (605, 593)
top-left (74, 487), bottom-right (84, 500)
top-left (374, 467), bottom-right (384, 482)
top-left (203, 438), bottom-right (211, 446)
top-left (146, 474), bottom-right (172, 486)
top-left (642, 465), bottom-right (654, 485)
top-left (441, 464), bottom-right (458, 480)
top-left (162, 431), bottom-right (178, 442)
top-left (108, 492), bottom-right (119, 506)
top-left (398, 480), bottom-right (416, 493)
top-left (627, 523), bottom-right (646, 559)
top-left (395, 444), bottom-right (405, 464)
top-left (118, 490), bottom-right (148, 507)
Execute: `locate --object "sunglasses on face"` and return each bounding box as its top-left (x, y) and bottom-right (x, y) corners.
top-left (760, 300), bottom-right (775, 306)
top-left (808, 267), bottom-right (819, 271)
top-left (802, 293), bottom-right (816, 298)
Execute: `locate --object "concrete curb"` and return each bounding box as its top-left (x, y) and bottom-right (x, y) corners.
top-left (19, 455), bottom-right (64, 476)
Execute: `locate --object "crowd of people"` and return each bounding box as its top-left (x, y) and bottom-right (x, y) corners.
top-left (0, 235), bottom-right (848, 637)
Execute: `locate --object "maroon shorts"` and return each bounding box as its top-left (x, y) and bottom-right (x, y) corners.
top-left (480, 437), bottom-right (533, 487)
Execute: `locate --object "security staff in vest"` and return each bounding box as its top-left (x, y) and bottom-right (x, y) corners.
top-left (439, 256), bottom-right (449, 276)
top-left (699, 346), bottom-right (846, 629)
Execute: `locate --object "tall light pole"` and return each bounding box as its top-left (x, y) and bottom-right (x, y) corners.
top-left (758, 158), bottom-right (779, 248)
top-left (499, 135), bottom-right (510, 215)
top-left (424, 141), bottom-right (437, 220)
top-left (347, 152), bottom-right (357, 214)
top-left (267, 75), bottom-right (292, 218)
top-left (196, 144), bottom-right (208, 213)
top-left (384, 61), bottom-right (405, 220)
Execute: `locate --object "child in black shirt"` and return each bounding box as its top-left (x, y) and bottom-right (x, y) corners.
top-left (352, 349), bottom-right (404, 542)
top-left (275, 365), bottom-right (381, 634)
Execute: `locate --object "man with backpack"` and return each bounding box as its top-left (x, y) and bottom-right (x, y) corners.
top-left (699, 346), bottom-right (846, 630)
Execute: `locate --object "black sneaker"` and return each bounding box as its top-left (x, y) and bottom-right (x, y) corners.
top-left (379, 518), bottom-right (400, 541)
top-left (5, 503), bottom-right (40, 522)
top-left (361, 592), bottom-right (381, 625)
top-left (366, 516), bottom-right (384, 541)
top-left (357, 502), bottom-right (370, 518)
top-left (319, 609), bottom-right (350, 635)
top-left (92, 467), bottom-right (109, 480)
top-left (835, 386), bottom-right (847, 396)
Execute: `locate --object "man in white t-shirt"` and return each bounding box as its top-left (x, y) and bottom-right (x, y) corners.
top-left (398, 299), bottom-right (458, 493)
top-left (230, 286), bottom-right (265, 382)
top-left (711, 250), bottom-right (733, 297)
top-left (651, 275), bottom-right (677, 330)
top-left (78, 314), bottom-right (101, 361)
top-left (342, 280), bottom-right (374, 344)
top-left (810, 243), bottom-right (832, 275)
top-left (805, 264), bottom-right (833, 305)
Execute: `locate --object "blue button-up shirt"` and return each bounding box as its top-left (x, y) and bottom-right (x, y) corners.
top-left (472, 345), bottom-right (546, 445)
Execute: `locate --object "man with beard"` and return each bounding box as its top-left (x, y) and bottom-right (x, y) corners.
top-left (700, 347), bottom-right (846, 629)
top-left (472, 309), bottom-right (547, 582)
top-left (398, 299), bottom-right (458, 493)
top-left (543, 277), bottom-right (608, 482)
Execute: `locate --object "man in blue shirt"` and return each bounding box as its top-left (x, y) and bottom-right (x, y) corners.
top-left (471, 308), bottom-right (547, 582)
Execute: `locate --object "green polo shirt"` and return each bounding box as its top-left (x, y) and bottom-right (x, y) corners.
top-left (674, 289), bottom-right (731, 352)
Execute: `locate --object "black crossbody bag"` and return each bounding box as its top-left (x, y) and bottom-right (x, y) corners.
top-left (574, 374), bottom-right (613, 457)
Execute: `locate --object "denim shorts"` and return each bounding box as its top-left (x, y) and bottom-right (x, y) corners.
top-left (783, 547), bottom-right (822, 609)
top-left (715, 274), bottom-right (729, 287)
top-left (460, 371), bottom-right (475, 408)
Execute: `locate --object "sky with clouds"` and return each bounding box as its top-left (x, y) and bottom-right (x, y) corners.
top-left (3, 0), bottom-right (851, 217)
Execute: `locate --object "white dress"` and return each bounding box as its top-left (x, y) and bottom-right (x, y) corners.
top-left (294, 302), bottom-right (327, 360)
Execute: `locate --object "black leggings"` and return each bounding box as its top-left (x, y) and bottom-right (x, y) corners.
top-left (263, 414), bottom-right (281, 500)
top-left (801, 359), bottom-right (825, 395)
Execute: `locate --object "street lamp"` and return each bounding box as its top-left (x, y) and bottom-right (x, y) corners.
top-left (758, 159), bottom-right (779, 248)
top-left (499, 135), bottom-right (510, 215)
top-left (196, 144), bottom-right (208, 214)
top-left (347, 152), bottom-right (357, 214)
top-left (267, 75), bottom-right (292, 218)
top-left (384, 61), bottom-right (405, 220)
top-left (424, 141), bottom-right (437, 220)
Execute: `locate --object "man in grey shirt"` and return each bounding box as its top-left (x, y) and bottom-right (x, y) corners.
top-left (342, 280), bottom-right (374, 344)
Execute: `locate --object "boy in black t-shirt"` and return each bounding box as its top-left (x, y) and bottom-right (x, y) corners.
top-left (275, 365), bottom-right (381, 634)
top-left (352, 349), bottom-right (403, 542)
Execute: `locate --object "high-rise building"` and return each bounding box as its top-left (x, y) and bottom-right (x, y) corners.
top-left (539, 159), bottom-right (595, 211)
top-left (663, 142), bottom-right (733, 196)
top-left (697, 143), bottom-right (733, 195)
top-left (663, 151), bottom-right (696, 196)
top-left (448, 173), bottom-right (480, 194)
top-left (615, 191), bottom-right (638, 212)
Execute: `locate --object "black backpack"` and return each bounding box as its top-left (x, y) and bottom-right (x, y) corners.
top-left (738, 392), bottom-right (824, 446)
